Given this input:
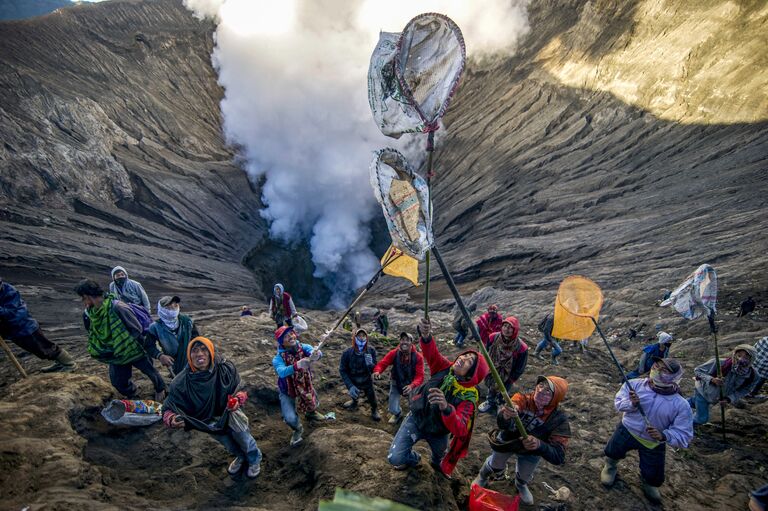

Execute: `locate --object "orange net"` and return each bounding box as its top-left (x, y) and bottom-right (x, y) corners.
top-left (552, 275), bottom-right (604, 341)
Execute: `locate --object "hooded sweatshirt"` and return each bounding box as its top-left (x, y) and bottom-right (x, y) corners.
top-left (485, 316), bottom-right (528, 390)
top-left (373, 345), bottom-right (425, 394)
top-left (694, 348), bottom-right (757, 404)
top-left (493, 376), bottom-right (571, 465)
top-left (269, 284), bottom-right (296, 319)
top-left (411, 334), bottom-right (490, 475)
top-left (339, 334), bottom-right (377, 389)
top-left (0, 281), bottom-right (39, 339)
top-left (476, 311), bottom-right (503, 347)
top-left (163, 337), bottom-right (240, 433)
top-left (109, 266), bottom-right (151, 312)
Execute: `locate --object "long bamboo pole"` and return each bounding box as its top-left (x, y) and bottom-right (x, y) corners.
top-left (0, 335), bottom-right (27, 378)
top-left (430, 244), bottom-right (527, 438)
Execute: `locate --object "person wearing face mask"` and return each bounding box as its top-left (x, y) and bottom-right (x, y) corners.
top-left (272, 326), bottom-right (324, 447)
top-left (372, 332), bottom-right (425, 424)
top-left (626, 331), bottom-right (674, 379)
top-left (387, 318), bottom-right (490, 477)
top-left (163, 337), bottom-right (261, 479)
top-left (269, 283), bottom-right (297, 328)
top-left (476, 304), bottom-right (503, 348)
top-left (601, 358), bottom-right (693, 504)
top-left (108, 266), bottom-right (151, 313)
top-left (339, 328), bottom-right (380, 420)
top-left (478, 316), bottom-right (529, 414)
top-left (473, 376), bottom-right (571, 506)
top-left (689, 344), bottom-right (758, 426)
top-left (145, 296), bottom-right (200, 378)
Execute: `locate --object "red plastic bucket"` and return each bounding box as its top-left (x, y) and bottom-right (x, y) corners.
top-left (468, 483), bottom-right (520, 511)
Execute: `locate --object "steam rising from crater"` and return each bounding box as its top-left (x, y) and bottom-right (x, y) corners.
top-left (184, 0), bottom-right (529, 304)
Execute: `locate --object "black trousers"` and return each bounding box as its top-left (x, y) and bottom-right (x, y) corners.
top-left (9, 329), bottom-right (61, 360)
top-left (109, 356), bottom-right (166, 397)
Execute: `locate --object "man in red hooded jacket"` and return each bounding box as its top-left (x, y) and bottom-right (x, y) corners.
top-left (476, 304), bottom-right (503, 348)
top-left (387, 318), bottom-right (490, 477)
top-left (474, 375), bottom-right (571, 505)
top-left (478, 316), bottom-right (529, 414)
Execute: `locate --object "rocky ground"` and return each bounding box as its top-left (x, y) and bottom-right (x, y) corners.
top-left (0, 293), bottom-right (766, 511)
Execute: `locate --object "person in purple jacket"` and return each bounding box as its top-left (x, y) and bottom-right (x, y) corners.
top-left (600, 357), bottom-right (693, 505)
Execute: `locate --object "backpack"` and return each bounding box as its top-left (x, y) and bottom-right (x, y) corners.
top-left (125, 303), bottom-right (152, 332)
top-left (537, 315), bottom-right (549, 334)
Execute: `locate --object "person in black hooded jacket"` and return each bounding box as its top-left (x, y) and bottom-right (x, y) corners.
top-left (339, 328), bottom-right (380, 420)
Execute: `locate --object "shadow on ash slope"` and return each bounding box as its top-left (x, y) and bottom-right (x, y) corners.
top-left (1, 307), bottom-right (766, 511)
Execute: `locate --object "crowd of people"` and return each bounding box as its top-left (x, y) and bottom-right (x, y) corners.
top-left (0, 271), bottom-right (767, 507)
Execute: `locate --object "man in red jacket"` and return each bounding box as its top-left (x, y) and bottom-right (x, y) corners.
top-left (476, 304), bottom-right (503, 348)
top-left (387, 318), bottom-right (490, 477)
top-left (373, 332), bottom-right (425, 424)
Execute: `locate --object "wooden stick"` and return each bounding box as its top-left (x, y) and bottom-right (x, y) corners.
top-left (0, 335), bottom-right (28, 378)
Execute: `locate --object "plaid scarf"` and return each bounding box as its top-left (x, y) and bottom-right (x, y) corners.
top-left (439, 369), bottom-right (479, 404)
top-left (281, 348), bottom-right (318, 413)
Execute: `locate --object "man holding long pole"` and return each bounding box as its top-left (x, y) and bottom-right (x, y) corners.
top-left (601, 357), bottom-right (693, 504)
top-left (387, 318), bottom-right (489, 477)
top-left (689, 344), bottom-right (757, 426)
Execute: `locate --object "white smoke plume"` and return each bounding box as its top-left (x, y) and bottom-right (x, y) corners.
top-left (184, 0), bottom-right (530, 304)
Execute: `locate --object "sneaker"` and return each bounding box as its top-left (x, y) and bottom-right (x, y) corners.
top-left (534, 351), bottom-right (544, 361)
top-left (551, 357), bottom-right (559, 366)
top-left (388, 413), bottom-right (401, 424)
top-left (642, 481), bottom-right (661, 504)
top-left (290, 424), bottom-right (304, 447)
top-left (371, 410), bottom-right (382, 421)
top-left (305, 411), bottom-right (326, 421)
top-left (246, 463), bottom-right (261, 479)
top-left (478, 400), bottom-right (494, 413)
top-left (342, 399), bottom-right (358, 409)
top-left (600, 457), bottom-right (618, 486)
top-left (227, 457), bottom-right (244, 475)
top-left (515, 480), bottom-right (534, 505)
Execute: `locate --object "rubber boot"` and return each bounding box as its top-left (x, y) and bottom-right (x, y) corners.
top-left (472, 460), bottom-right (502, 488)
top-left (290, 422), bottom-right (304, 447)
top-left (515, 478), bottom-right (534, 505)
top-left (41, 349), bottom-right (77, 373)
top-left (642, 480), bottom-right (662, 504)
top-left (600, 457), bottom-right (618, 486)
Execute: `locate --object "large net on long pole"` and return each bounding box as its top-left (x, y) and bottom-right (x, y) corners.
top-left (552, 275), bottom-right (604, 340)
top-left (369, 148), bottom-right (433, 260)
top-left (367, 13), bottom-right (465, 138)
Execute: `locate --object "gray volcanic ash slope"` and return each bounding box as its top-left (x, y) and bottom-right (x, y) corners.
top-left (0, 1), bottom-right (767, 510)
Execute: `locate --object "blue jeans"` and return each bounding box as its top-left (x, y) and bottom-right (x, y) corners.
top-left (604, 422), bottom-right (665, 487)
top-left (536, 338), bottom-right (562, 358)
top-left (454, 330), bottom-right (466, 345)
top-left (687, 389), bottom-right (712, 425)
top-left (388, 382), bottom-right (402, 416)
top-left (211, 427), bottom-right (262, 466)
top-left (388, 412), bottom-right (448, 467)
top-left (279, 392), bottom-right (301, 430)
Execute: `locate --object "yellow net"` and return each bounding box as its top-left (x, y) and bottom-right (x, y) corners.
top-left (552, 275), bottom-right (604, 341)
